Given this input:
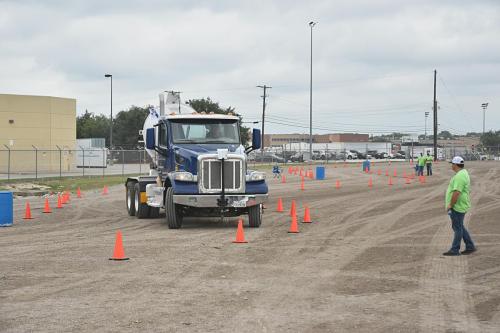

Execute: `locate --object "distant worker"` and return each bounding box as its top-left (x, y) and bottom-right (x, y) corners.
top-left (443, 156), bottom-right (476, 256)
top-left (426, 151), bottom-right (433, 176)
top-left (417, 153), bottom-right (425, 176)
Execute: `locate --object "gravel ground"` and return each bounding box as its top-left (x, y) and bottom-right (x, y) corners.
top-left (1, 161), bottom-right (500, 332)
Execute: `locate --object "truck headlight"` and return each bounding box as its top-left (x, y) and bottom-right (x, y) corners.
top-left (246, 171), bottom-right (266, 182)
top-left (173, 172), bottom-right (195, 182)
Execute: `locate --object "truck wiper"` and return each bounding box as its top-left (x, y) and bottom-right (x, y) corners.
top-left (175, 139), bottom-right (198, 143)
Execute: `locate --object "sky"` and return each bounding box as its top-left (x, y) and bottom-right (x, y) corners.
top-left (1, 0), bottom-right (499, 136)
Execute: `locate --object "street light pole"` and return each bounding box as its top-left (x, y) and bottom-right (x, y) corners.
top-left (309, 21), bottom-right (316, 162)
top-left (481, 103), bottom-right (489, 136)
top-left (105, 74), bottom-right (113, 148)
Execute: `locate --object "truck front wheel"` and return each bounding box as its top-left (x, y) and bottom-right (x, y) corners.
top-left (248, 204), bottom-right (262, 228)
top-left (165, 187), bottom-right (183, 229)
top-left (126, 182), bottom-right (136, 216)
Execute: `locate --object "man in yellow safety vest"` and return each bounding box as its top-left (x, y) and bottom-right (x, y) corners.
top-left (426, 152), bottom-right (433, 176)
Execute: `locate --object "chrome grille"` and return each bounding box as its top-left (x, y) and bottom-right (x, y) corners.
top-left (199, 156), bottom-right (245, 193)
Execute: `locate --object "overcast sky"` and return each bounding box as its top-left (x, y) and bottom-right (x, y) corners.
top-left (1, 0), bottom-right (499, 136)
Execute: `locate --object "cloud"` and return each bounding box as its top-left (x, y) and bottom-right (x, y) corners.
top-left (0, 0), bottom-right (499, 135)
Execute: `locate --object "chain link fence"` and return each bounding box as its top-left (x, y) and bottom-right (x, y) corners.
top-left (0, 148), bottom-right (152, 180)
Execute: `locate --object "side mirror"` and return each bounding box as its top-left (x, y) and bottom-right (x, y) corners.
top-left (252, 128), bottom-right (261, 150)
top-left (146, 128), bottom-right (155, 150)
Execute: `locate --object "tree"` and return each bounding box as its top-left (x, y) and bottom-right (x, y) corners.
top-left (76, 110), bottom-right (110, 144)
top-left (112, 106), bottom-right (150, 148)
top-left (480, 130), bottom-right (500, 147)
top-left (186, 97), bottom-right (250, 145)
top-left (438, 130), bottom-right (454, 140)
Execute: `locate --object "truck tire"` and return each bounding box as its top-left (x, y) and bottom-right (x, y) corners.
top-left (165, 187), bottom-right (183, 229)
top-left (149, 207), bottom-right (160, 218)
top-left (248, 204), bottom-right (262, 228)
top-left (126, 182), bottom-right (136, 216)
top-left (134, 183), bottom-right (149, 219)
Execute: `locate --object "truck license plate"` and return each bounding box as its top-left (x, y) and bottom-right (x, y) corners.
top-left (232, 198), bottom-right (248, 207)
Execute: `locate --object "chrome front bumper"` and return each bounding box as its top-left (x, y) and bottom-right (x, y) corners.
top-left (173, 194), bottom-right (268, 208)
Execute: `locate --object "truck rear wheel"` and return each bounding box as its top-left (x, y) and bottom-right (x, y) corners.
top-left (126, 182), bottom-right (136, 216)
top-left (165, 187), bottom-right (183, 229)
top-left (135, 183), bottom-right (149, 219)
top-left (248, 204), bottom-right (262, 228)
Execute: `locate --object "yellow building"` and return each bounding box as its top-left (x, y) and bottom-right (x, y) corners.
top-left (0, 94), bottom-right (76, 173)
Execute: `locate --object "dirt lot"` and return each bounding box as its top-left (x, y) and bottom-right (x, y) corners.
top-left (1, 161), bottom-right (500, 332)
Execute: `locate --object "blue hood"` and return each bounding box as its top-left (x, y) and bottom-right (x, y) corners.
top-left (173, 143), bottom-right (242, 174)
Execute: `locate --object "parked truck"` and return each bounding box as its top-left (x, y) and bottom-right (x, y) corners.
top-left (125, 92), bottom-right (268, 229)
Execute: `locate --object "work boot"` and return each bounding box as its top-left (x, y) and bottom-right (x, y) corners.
top-left (461, 248), bottom-right (477, 255)
top-left (442, 251), bottom-right (460, 256)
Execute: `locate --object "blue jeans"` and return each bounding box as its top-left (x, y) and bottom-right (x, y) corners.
top-left (449, 209), bottom-right (475, 254)
top-left (426, 164), bottom-right (432, 176)
top-left (418, 166), bottom-right (424, 176)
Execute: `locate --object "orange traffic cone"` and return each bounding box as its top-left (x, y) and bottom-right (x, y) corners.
top-left (377, 169), bottom-right (382, 176)
top-left (281, 175), bottom-right (286, 184)
top-left (388, 176), bottom-right (393, 186)
top-left (42, 198), bottom-right (52, 214)
top-left (335, 180), bottom-right (341, 189)
top-left (102, 186), bottom-right (109, 195)
top-left (385, 169), bottom-right (389, 177)
top-left (277, 198), bottom-right (284, 212)
top-left (77, 187), bottom-right (82, 198)
top-left (403, 170), bottom-right (407, 178)
top-left (309, 170), bottom-right (314, 179)
top-left (290, 200), bottom-right (296, 217)
top-left (288, 166), bottom-right (293, 174)
top-left (393, 169), bottom-right (397, 177)
top-left (232, 219), bottom-right (248, 243)
top-left (109, 230), bottom-right (129, 260)
top-left (302, 206), bottom-right (312, 223)
top-left (368, 176), bottom-right (373, 188)
top-left (289, 215), bottom-right (299, 233)
top-left (62, 192), bottom-right (68, 204)
top-left (56, 194), bottom-right (63, 209)
top-left (405, 177), bottom-right (411, 185)
top-left (300, 180), bottom-right (305, 191)
top-left (300, 169), bottom-right (303, 177)
top-left (23, 202), bottom-right (34, 220)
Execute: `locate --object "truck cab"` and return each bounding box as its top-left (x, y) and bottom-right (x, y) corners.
top-left (125, 94), bottom-right (268, 229)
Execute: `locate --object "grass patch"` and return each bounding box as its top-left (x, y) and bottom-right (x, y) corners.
top-left (0, 175), bottom-right (130, 192)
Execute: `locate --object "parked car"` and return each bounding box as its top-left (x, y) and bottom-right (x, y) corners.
top-left (311, 150), bottom-right (323, 160)
top-left (290, 152), bottom-right (304, 162)
top-left (345, 150), bottom-right (359, 160)
top-left (374, 152), bottom-right (389, 159)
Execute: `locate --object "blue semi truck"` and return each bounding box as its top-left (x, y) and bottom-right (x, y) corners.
top-left (125, 93), bottom-right (268, 229)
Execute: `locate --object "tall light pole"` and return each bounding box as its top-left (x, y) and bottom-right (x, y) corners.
top-left (481, 102), bottom-right (489, 135)
top-left (104, 74), bottom-right (113, 148)
top-left (424, 111), bottom-right (429, 141)
top-left (309, 21), bottom-right (316, 162)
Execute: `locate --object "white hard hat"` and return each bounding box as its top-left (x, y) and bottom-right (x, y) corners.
top-left (450, 156), bottom-right (464, 164)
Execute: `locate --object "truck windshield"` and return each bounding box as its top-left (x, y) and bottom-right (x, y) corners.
top-left (170, 119), bottom-right (240, 144)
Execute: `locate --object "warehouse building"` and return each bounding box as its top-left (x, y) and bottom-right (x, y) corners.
top-left (263, 133), bottom-right (369, 147)
top-left (0, 94), bottom-right (76, 173)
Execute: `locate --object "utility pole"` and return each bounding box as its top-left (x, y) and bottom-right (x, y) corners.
top-left (309, 21), bottom-right (317, 162)
top-left (433, 70), bottom-right (438, 161)
top-left (481, 103), bottom-right (489, 136)
top-left (257, 85), bottom-right (271, 162)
